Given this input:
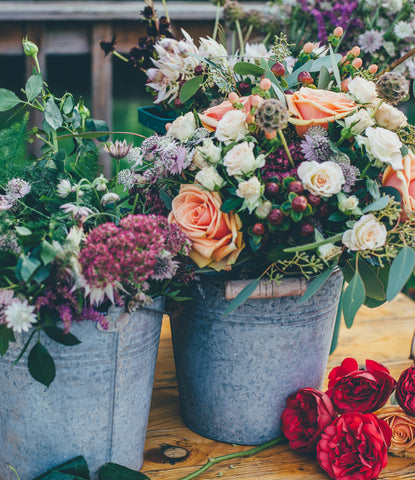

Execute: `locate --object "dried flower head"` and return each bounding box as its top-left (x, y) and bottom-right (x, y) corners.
top-left (255, 99), bottom-right (289, 132)
top-left (222, 0), bottom-right (244, 25)
top-left (104, 139), bottom-right (133, 159)
top-left (301, 127), bottom-right (333, 163)
top-left (376, 72), bottom-right (409, 105)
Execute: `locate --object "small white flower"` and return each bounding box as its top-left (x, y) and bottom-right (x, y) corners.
top-left (0, 194), bottom-right (15, 210)
top-left (101, 192), bottom-right (120, 206)
top-left (5, 298), bottom-right (37, 333)
top-left (57, 179), bottom-right (73, 198)
top-left (192, 138), bottom-right (222, 169)
top-left (357, 126), bottom-right (403, 170)
top-left (297, 161), bottom-right (345, 198)
top-left (215, 110), bottom-right (248, 144)
top-left (195, 166), bottom-right (225, 191)
top-left (6, 178), bottom-right (31, 199)
top-left (60, 203), bottom-right (94, 219)
top-left (167, 112), bottom-right (196, 142)
top-left (199, 37), bottom-right (228, 62)
top-left (382, 0), bottom-right (402, 13)
top-left (93, 174), bottom-right (109, 192)
top-left (236, 176), bottom-right (263, 212)
top-left (318, 243), bottom-right (342, 262)
top-left (255, 200), bottom-right (272, 219)
top-left (223, 142), bottom-right (263, 177)
top-left (125, 147), bottom-right (143, 168)
top-left (338, 195), bottom-right (360, 214)
top-left (375, 103), bottom-right (407, 130)
top-left (344, 109), bottom-right (374, 135)
top-left (348, 77), bottom-right (379, 106)
top-left (342, 214), bottom-right (387, 251)
top-left (394, 21), bottom-right (413, 40)
top-left (383, 41), bottom-right (396, 57)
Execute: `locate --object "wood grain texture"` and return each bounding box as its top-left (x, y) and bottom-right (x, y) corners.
top-left (142, 295), bottom-right (415, 479)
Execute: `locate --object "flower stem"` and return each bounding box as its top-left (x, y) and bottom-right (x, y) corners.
top-left (161, 0), bottom-right (170, 23)
top-left (113, 51), bottom-right (129, 63)
top-left (177, 436), bottom-right (284, 480)
top-left (235, 19), bottom-right (244, 56)
top-left (371, 99), bottom-right (384, 118)
top-left (278, 129), bottom-right (294, 169)
top-left (212, 4), bottom-right (221, 41)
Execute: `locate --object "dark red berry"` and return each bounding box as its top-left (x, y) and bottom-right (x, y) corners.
top-left (174, 98), bottom-right (184, 108)
top-left (299, 223), bottom-right (315, 237)
top-left (318, 203), bottom-right (329, 217)
top-left (288, 181), bottom-right (304, 194)
top-left (291, 195), bottom-right (308, 212)
top-left (268, 209), bottom-right (284, 225)
top-left (265, 182), bottom-right (280, 197)
top-left (307, 193), bottom-right (321, 208)
top-left (284, 89), bottom-right (294, 95)
top-left (194, 65), bottom-right (204, 76)
top-left (271, 62), bottom-right (286, 77)
top-left (252, 223), bottom-right (265, 236)
top-left (238, 82), bottom-right (251, 93)
top-left (298, 71), bottom-right (313, 84)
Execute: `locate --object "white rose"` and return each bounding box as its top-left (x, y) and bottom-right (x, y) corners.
top-left (344, 109), bottom-right (374, 134)
top-left (375, 103), bottom-right (407, 130)
top-left (223, 142), bottom-right (258, 176)
top-left (339, 195), bottom-right (359, 213)
top-left (101, 192), bottom-right (120, 206)
top-left (215, 110), bottom-right (248, 144)
top-left (318, 243), bottom-right (342, 262)
top-left (195, 166), bottom-right (225, 191)
top-left (193, 138), bottom-right (222, 169)
top-left (297, 161), bottom-right (345, 198)
top-left (255, 200), bottom-right (272, 219)
top-left (348, 77), bottom-right (379, 106)
top-left (342, 214), bottom-right (387, 251)
top-left (167, 112), bottom-right (196, 141)
top-left (236, 176), bottom-right (263, 212)
top-left (358, 126), bottom-right (403, 170)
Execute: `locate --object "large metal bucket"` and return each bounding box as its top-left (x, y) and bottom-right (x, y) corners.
top-left (0, 298), bottom-right (164, 480)
top-left (170, 272), bottom-right (342, 445)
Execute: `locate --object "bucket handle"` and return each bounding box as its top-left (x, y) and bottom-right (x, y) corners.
top-left (225, 277), bottom-right (307, 300)
top-left (96, 304), bottom-right (165, 333)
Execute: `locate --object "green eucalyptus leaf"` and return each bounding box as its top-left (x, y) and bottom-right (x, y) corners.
top-left (232, 62), bottom-right (265, 77)
top-left (329, 45), bottom-right (342, 89)
top-left (17, 255), bottom-right (41, 282)
top-left (44, 327), bottom-right (81, 346)
top-left (28, 341), bottom-right (56, 387)
top-left (310, 54), bottom-right (342, 72)
top-left (41, 240), bottom-right (58, 265)
top-left (222, 277), bottom-right (261, 317)
top-left (32, 455), bottom-right (90, 480)
top-left (99, 463), bottom-right (150, 480)
top-left (0, 88), bottom-right (22, 111)
top-left (25, 74), bottom-right (43, 101)
top-left (179, 76), bottom-right (205, 103)
top-left (362, 195), bottom-right (390, 213)
top-left (15, 226), bottom-right (32, 236)
top-left (299, 266), bottom-right (335, 305)
top-left (317, 65), bottom-right (331, 90)
top-left (342, 270), bottom-right (365, 328)
top-left (386, 246), bottom-right (415, 302)
top-left (285, 60), bottom-right (313, 88)
top-left (32, 265), bottom-right (52, 284)
top-left (45, 97), bottom-right (63, 130)
top-left (221, 196), bottom-right (242, 213)
top-left (0, 325), bottom-right (15, 356)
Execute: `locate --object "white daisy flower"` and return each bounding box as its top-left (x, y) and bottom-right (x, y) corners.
top-left (394, 21), bottom-right (413, 40)
top-left (5, 299), bottom-right (37, 333)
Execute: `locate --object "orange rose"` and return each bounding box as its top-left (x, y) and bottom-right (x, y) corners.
top-left (383, 151), bottom-right (415, 218)
top-left (376, 406), bottom-right (415, 458)
top-left (168, 184), bottom-right (245, 271)
top-left (286, 87), bottom-right (357, 136)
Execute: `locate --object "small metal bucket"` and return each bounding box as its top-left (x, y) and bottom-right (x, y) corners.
top-left (170, 272), bottom-right (342, 445)
top-left (0, 298), bottom-right (164, 480)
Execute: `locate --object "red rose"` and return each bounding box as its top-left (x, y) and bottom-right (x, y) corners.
top-left (396, 365), bottom-right (415, 416)
top-left (328, 357), bottom-right (359, 389)
top-left (317, 412), bottom-right (392, 480)
top-left (326, 359), bottom-right (396, 414)
top-left (281, 387), bottom-right (337, 452)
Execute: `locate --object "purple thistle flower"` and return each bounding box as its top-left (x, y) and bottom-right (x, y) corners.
top-left (300, 128), bottom-right (333, 163)
top-left (358, 30), bottom-right (384, 55)
top-left (339, 162), bottom-right (360, 193)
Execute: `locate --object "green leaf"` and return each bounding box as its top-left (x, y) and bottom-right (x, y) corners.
top-left (45, 97), bottom-right (63, 130)
top-left (386, 246), bottom-right (415, 302)
top-left (0, 324), bottom-right (15, 356)
top-left (232, 62), bottom-right (265, 77)
top-left (329, 45), bottom-right (342, 90)
top-left (159, 189), bottom-right (172, 210)
top-left (317, 65), bottom-right (331, 90)
top-left (310, 54), bottom-right (342, 72)
top-left (41, 240), bottom-right (58, 265)
top-left (362, 195), bottom-right (390, 213)
top-left (222, 277), bottom-right (261, 317)
top-left (221, 196), bottom-right (242, 213)
top-left (366, 178), bottom-right (380, 200)
top-left (342, 270), bottom-right (366, 328)
top-left (17, 255), bottom-right (41, 282)
top-left (86, 119), bottom-right (109, 142)
top-left (28, 341), bottom-right (56, 387)
top-left (99, 463), bottom-right (150, 480)
top-left (44, 327), bottom-right (81, 346)
top-left (25, 74), bottom-right (43, 101)
top-left (299, 266), bottom-right (335, 305)
top-left (32, 456), bottom-right (90, 480)
top-left (358, 260), bottom-right (385, 301)
top-left (32, 265), bottom-right (52, 284)
top-left (329, 280), bottom-right (344, 354)
top-left (285, 60), bottom-right (313, 88)
top-left (0, 88), bottom-right (22, 111)
top-left (15, 226), bottom-right (32, 236)
top-left (179, 76), bottom-right (205, 103)
top-left (62, 94), bottom-right (75, 115)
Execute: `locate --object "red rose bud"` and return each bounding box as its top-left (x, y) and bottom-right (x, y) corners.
top-left (281, 388), bottom-right (336, 453)
top-left (268, 208), bottom-right (284, 225)
top-left (252, 223), bottom-right (265, 236)
top-left (307, 193), bottom-right (321, 208)
top-left (291, 195), bottom-right (308, 212)
top-left (395, 365), bottom-right (415, 416)
top-left (326, 358), bottom-right (396, 414)
top-left (288, 181), bottom-right (304, 194)
top-left (298, 71), bottom-right (313, 84)
top-left (317, 412), bottom-right (392, 480)
top-left (265, 182), bottom-right (280, 197)
top-left (271, 62), bottom-right (286, 77)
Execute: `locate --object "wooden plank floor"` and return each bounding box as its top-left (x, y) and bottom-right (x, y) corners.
top-left (142, 295), bottom-right (415, 479)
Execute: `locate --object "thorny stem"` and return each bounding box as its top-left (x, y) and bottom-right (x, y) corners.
top-left (278, 129), bottom-right (294, 168)
top-left (177, 436), bottom-right (284, 480)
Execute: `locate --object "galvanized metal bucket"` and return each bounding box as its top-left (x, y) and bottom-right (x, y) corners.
top-left (0, 298), bottom-right (164, 480)
top-left (170, 272), bottom-right (342, 445)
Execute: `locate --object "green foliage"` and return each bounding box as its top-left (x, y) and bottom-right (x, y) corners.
top-left (32, 456), bottom-right (90, 480)
top-left (99, 463), bottom-right (150, 480)
top-left (0, 114), bottom-right (28, 184)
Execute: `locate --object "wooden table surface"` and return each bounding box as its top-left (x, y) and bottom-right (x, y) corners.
top-left (141, 295), bottom-right (415, 480)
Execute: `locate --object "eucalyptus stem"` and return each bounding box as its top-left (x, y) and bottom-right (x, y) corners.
top-left (278, 129), bottom-right (294, 168)
top-left (212, 4), bottom-right (221, 41)
top-left (235, 19), bottom-right (245, 56)
top-left (177, 436), bottom-right (284, 480)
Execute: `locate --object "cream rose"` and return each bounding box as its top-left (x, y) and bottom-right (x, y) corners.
top-left (375, 103), bottom-right (408, 130)
top-left (342, 214), bottom-right (387, 251)
top-left (297, 161), bottom-right (345, 198)
top-left (344, 109), bottom-right (374, 134)
top-left (168, 184), bottom-right (244, 270)
top-left (223, 142), bottom-right (264, 176)
top-left (255, 200), bottom-right (272, 219)
top-left (339, 195), bottom-right (359, 214)
top-left (215, 110), bottom-right (248, 144)
top-left (167, 112), bottom-right (196, 141)
top-left (236, 177), bottom-right (263, 212)
top-left (348, 77), bottom-right (379, 105)
top-left (193, 138), bottom-right (222, 169)
top-left (358, 126), bottom-right (403, 170)
top-left (318, 243), bottom-right (342, 262)
top-left (195, 166), bottom-right (225, 191)
top-left (377, 406), bottom-right (415, 458)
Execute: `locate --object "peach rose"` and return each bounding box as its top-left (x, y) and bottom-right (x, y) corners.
top-left (376, 406), bottom-right (415, 458)
top-left (383, 151), bottom-right (415, 218)
top-left (286, 87), bottom-right (357, 136)
top-left (168, 184), bottom-right (244, 271)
